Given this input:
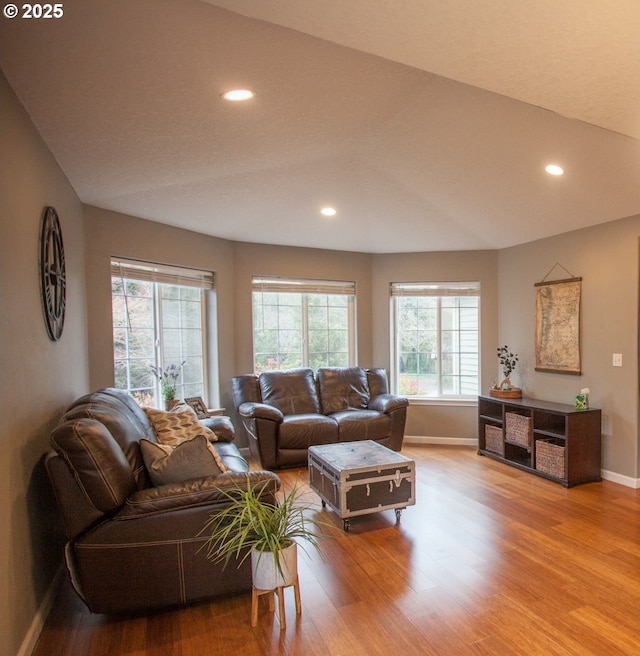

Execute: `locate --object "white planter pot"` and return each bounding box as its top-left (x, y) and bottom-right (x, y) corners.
top-left (251, 541), bottom-right (298, 590)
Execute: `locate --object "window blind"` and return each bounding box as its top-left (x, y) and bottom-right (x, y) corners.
top-left (390, 281), bottom-right (480, 297)
top-left (111, 258), bottom-right (214, 290)
top-left (252, 276), bottom-right (355, 296)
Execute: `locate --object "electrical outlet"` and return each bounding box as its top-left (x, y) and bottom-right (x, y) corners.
top-left (612, 353), bottom-right (622, 367)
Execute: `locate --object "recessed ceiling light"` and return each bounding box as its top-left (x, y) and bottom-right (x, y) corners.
top-left (222, 89), bottom-right (255, 101)
top-left (545, 164), bottom-right (564, 176)
top-left (320, 207), bottom-right (337, 217)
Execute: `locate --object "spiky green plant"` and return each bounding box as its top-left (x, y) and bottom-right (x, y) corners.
top-left (199, 481), bottom-right (327, 575)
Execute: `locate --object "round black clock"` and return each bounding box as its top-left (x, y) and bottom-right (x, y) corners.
top-left (39, 206), bottom-right (66, 341)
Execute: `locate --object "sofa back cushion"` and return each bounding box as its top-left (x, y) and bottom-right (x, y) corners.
top-left (259, 368), bottom-right (320, 415)
top-left (232, 374), bottom-right (261, 407)
top-left (51, 418), bottom-right (137, 514)
top-left (366, 368), bottom-right (389, 397)
top-left (60, 388), bottom-right (154, 489)
top-left (317, 367), bottom-right (370, 415)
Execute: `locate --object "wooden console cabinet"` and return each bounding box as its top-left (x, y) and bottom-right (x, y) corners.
top-left (478, 395), bottom-right (601, 487)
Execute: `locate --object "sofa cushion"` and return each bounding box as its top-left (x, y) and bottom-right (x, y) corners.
top-left (61, 389), bottom-right (154, 489)
top-left (140, 435), bottom-right (228, 486)
top-left (144, 405), bottom-right (218, 446)
top-left (50, 418), bottom-right (137, 513)
top-left (366, 368), bottom-right (390, 397)
top-left (331, 409), bottom-right (392, 442)
top-left (259, 368), bottom-right (320, 416)
top-left (201, 415), bottom-right (236, 442)
top-left (278, 414), bottom-right (338, 449)
top-left (317, 367), bottom-right (370, 415)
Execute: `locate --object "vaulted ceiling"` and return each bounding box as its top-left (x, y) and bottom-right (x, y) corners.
top-left (2, 0), bottom-right (639, 253)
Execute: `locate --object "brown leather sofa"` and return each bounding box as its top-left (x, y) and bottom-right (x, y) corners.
top-left (45, 388), bottom-right (280, 614)
top-left (233, 367), bottom-right (409, 470)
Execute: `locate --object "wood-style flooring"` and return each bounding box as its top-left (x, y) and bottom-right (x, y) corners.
top-left (33, 445), bottom-right (640, 655)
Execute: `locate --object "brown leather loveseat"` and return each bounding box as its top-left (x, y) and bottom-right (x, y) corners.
top-left (45, 388), bottom-right (280, 614)
top-left (233, 367), bottom-right (408, 470)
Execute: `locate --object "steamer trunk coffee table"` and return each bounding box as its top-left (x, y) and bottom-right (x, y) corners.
top-left (308, 440), bottom-right (415, 531)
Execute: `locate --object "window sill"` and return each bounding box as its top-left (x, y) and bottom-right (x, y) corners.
top-left (405, 397), bottom-right (478, 407)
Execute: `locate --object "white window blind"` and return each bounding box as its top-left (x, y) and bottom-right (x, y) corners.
top-left (253, 276), bottom-right (355, 295)
top-left (390, 281), bottom-right (480, 297)
top-left (111, 258), bottom-right (214, 290)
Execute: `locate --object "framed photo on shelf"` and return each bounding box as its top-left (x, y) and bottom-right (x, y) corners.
top-left (184, 396), bottom-right (210, 419)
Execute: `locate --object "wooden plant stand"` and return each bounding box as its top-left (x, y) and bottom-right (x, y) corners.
top-left (251, 576), bottom-right (301, 630)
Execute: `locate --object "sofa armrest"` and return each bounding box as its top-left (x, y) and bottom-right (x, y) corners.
top-left (239, 401), bottom-right (284, 423)
top-left (116, 470), bottom-right (281, 519)
top-left (201, 415), bottom-right (235, 442)
top-left (368, 394), bottom-right (409, 414)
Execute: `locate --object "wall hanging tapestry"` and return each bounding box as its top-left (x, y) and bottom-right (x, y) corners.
top-left (535, 265), bottom-right (581, 375)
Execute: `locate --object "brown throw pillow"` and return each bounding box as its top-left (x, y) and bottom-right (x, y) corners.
top-left (140, 435), bottom-right (228, 486)
top-left (144, 405), bottom-right (218, 446)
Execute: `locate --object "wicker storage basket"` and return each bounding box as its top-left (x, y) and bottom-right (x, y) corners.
top-left (535, 439), bottom-right (565, 479)
top-left (484, 425), bottom-right (504, 456)
top-left (505, 412), bottom-right (532, 448)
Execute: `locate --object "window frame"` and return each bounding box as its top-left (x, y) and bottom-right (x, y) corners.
top-left (251, 275), bottom-right (357, 372)
top-left (390, 280), bottom-right (480, 401)
top-left (111, 258), bottom-right (213, 407)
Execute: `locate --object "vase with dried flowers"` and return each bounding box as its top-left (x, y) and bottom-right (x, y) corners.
top-left (150, 360), bottom-right (186, 409)
top-left (490, 346), bottom-right (522, 398)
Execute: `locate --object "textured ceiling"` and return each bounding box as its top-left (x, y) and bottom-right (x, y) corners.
top-left (1, 0), bottom-right (639, 253)
top-left (205, 0), bottom-right (640, 140)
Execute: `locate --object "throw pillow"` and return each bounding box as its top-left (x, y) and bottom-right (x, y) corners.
top-left (144, 405), bottom-right (218, 446)
top-left (140, 435), bottom-right (228, 486)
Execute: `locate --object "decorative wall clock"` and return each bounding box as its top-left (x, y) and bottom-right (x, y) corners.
top-left (39, 206), bottom-right (66, 341)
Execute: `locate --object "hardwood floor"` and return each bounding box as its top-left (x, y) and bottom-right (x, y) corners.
top-left (33, 445), bottom-right (640, 655)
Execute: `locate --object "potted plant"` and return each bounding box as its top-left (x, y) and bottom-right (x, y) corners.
top-left (490, 346), bottom-right (522, 398)
top-left (150, 360), bottom-right (186, 409)
top-left (200, 481), bottom-right (327, 590)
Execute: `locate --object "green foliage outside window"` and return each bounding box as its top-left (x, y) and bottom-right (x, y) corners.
top-left (395, 294), bottom-right (478, 397)
top-left (253, 291), bottom-right (352, 372)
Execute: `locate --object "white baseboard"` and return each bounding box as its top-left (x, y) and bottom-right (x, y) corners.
top-left (17, 564), bottom-right (65, 656)
top-left (601, 469), bottom-right (640, 489)
top-left (404, 435), bottom-right (478, 447)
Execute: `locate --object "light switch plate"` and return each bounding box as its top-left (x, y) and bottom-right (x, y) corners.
top-left (613, 353), bottom-right (622, 367)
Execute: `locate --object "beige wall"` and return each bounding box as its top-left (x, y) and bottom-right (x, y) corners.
top-left (498, 216), bottom-right (640, 479)
top-left (0, 73), bottom-right (89, 656)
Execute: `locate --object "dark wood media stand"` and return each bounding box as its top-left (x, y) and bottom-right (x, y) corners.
top-left (478, 395), bottom-right (602, 487)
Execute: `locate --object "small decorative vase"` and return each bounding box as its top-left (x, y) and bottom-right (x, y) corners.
top-left (251, 541), bottom-right (298, 590)
top-left (164, 399), bottom-right (180, 411)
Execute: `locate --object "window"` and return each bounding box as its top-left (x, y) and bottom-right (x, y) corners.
top-left (391, 281), bottom-right (480, 398)
top-left (252, 276), bottom-right (356, 372)
top-left (111, 259), bottom-right (213, 407)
